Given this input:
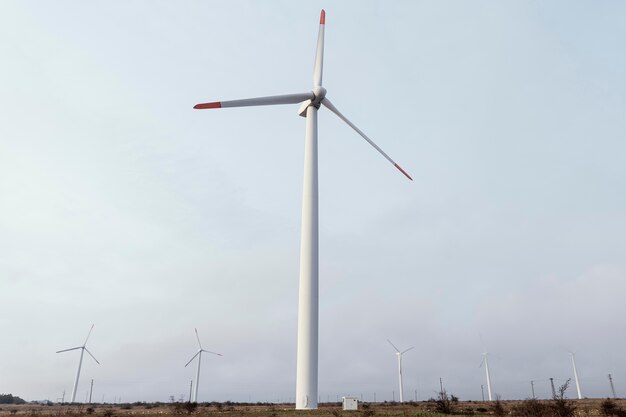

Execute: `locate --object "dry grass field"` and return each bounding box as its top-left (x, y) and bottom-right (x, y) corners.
top-left (1, 399), bottom-right (626, 417)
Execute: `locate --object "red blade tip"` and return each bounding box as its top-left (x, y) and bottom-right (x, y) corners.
top-left (194, 102), bottom-right (222, 109)
top-left (320, 10), bottom-right (325, 24)
top-left (394, 163), bottom-right (413, 181)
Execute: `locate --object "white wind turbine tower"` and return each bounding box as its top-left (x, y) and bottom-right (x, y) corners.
top-left (185, 328), bottom-right (222, 403)
top-left (480, 352), bottom-right (493, 401)
top-left (387, 340), bottom-right (414, 403)
top-left (193, 10), bottom-right (412, 410)
top-left (56, 324), bottom-right (100, 403)
top-left (568, 351), bottom-right (583, 399)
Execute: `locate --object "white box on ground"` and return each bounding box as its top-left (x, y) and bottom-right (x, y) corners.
top-left (342, 397), bottom-right (358, 410)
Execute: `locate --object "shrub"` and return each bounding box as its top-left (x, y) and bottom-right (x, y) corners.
top-left (492, 396), bottom-right (505, 417)
top-left (600, 399), bottom-right (626, 417)
top-left (182, 402), bottom-right (198, 415)
top-left (513, 398), bottom-right (547, 417)
top-left (433, 390), bottom-right (455, 414)
top-left (549, 379), bottom-right (576, 417)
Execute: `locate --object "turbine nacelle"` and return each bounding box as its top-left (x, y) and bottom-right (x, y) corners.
top-left (312, 86), bottom-right (327, 103)
top-left (298, 87), bottom-right (327, 117)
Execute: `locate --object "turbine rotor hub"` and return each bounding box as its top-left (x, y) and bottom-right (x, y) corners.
top-left (312, 86), bottom-right (327, 106)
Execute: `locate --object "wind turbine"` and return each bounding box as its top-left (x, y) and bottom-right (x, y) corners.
top-left (185, 328), bottom-right (222, 403)
top-left (479, 352), bottom-right (493, 401)
top-left (56, 324), bottom-right (100, 403)
top-left (568, 351), bottom-right (583, 399)
top-left (387, 339), bottom-right (414, 403)
top-left (193, 10), bottom-right (411, 410)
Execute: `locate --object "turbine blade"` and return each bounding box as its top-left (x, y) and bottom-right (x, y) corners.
top-left (321, 98), bottom-right (413, 180)
top-left (387, 339), bottom-right (400, 353)
top-left (83, 324), bottom-right (95, 346)
top-left (56, 346), bottom-right (82, 354)
top-left (194, 92), bottom-right (314, 110)
top-left (84, 348), bottom-right (100, 364)
top-left (313, 9), bottom-right (325, 87)
top-left (195, 328), bottom-right (203, 350)
top-left (185, 351), bottom-right (201, 367)
top-left (401, 346), bottom-right (415, 354)
top-left (202, 349), bottom-right (223, 357)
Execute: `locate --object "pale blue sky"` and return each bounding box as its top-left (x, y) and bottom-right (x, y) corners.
top-left (1, 1), bottom-right (625, 403)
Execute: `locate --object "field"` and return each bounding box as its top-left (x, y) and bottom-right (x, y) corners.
top-left (1, 399), bottom-right (626, 417)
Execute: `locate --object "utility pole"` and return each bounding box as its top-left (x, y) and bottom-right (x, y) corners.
top-left (62, 390), bottom-right (66, 404)
top-left (530, 380), bottom-right (535, 399)
top-left (373, 392), bottom-right (376, 403)
top-left (415, 389), bottom-right (417, 402)
top-left (609, 374), bottom-right (617, 399)
top-left (481, 385), bottom-right (485, 401)
top-left (89, 379), bottom-right (94, 404)
top-left (392, 391), bottom-right (395, 402)
top-left (440, 378), bottom-right (444, 393)
top-left (189, 380), bottom-right (193, 403)
top-left (550, 378), bottom-right (556, 398)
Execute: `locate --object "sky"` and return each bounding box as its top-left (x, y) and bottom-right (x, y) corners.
top-left (1, 0), bottom-right (625, 405)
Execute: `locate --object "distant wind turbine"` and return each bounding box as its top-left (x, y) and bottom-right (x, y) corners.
top-left (479, 352), bottom-right (493, 401)
top-left (387, 339), bottom-right (414, 403)
top-left (193, 9), bottom-right (411, 410)
top-left (185, 328), bottom-right (222, 403)
top-left (56, 324), bottom-right (100, 403)
top-left (568, 351), bottom-right (583, 399)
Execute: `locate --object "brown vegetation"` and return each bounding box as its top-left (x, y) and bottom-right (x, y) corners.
top-left (1, 398), bottom-right (625, 417)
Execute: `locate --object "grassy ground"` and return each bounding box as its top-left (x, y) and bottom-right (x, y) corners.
top-left (1, 399), bottom-right (625, 417)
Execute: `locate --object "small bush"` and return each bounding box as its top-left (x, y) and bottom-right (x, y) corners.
top-left (492, 396), bottom-right (505, 417)
top-left (86, 408), bottom-right (94, 415)
top-left (601, 399), bottom-right (626, 417)
top-left (182, 402), bottom-right (198, 415)
top-left (513, 398), bottom-right (547, 417)
top-left (433, 390), bottom-right (455, 414)
top-left (549, 379), bottom-right (576, 417)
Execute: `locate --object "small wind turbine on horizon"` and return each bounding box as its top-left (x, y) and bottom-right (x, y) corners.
top-left (568, 351), bottom-right (583, 399)
top-left (387, 339), bottom-right (414, 403)
top-left (56, 324), bottom-right (100, 403)
top-left (193, 9), bottom-right (411, 410)
top-left (479, 352), bottom-right (493, 401)
top-left (185, 328), bottom-right (222, 403)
